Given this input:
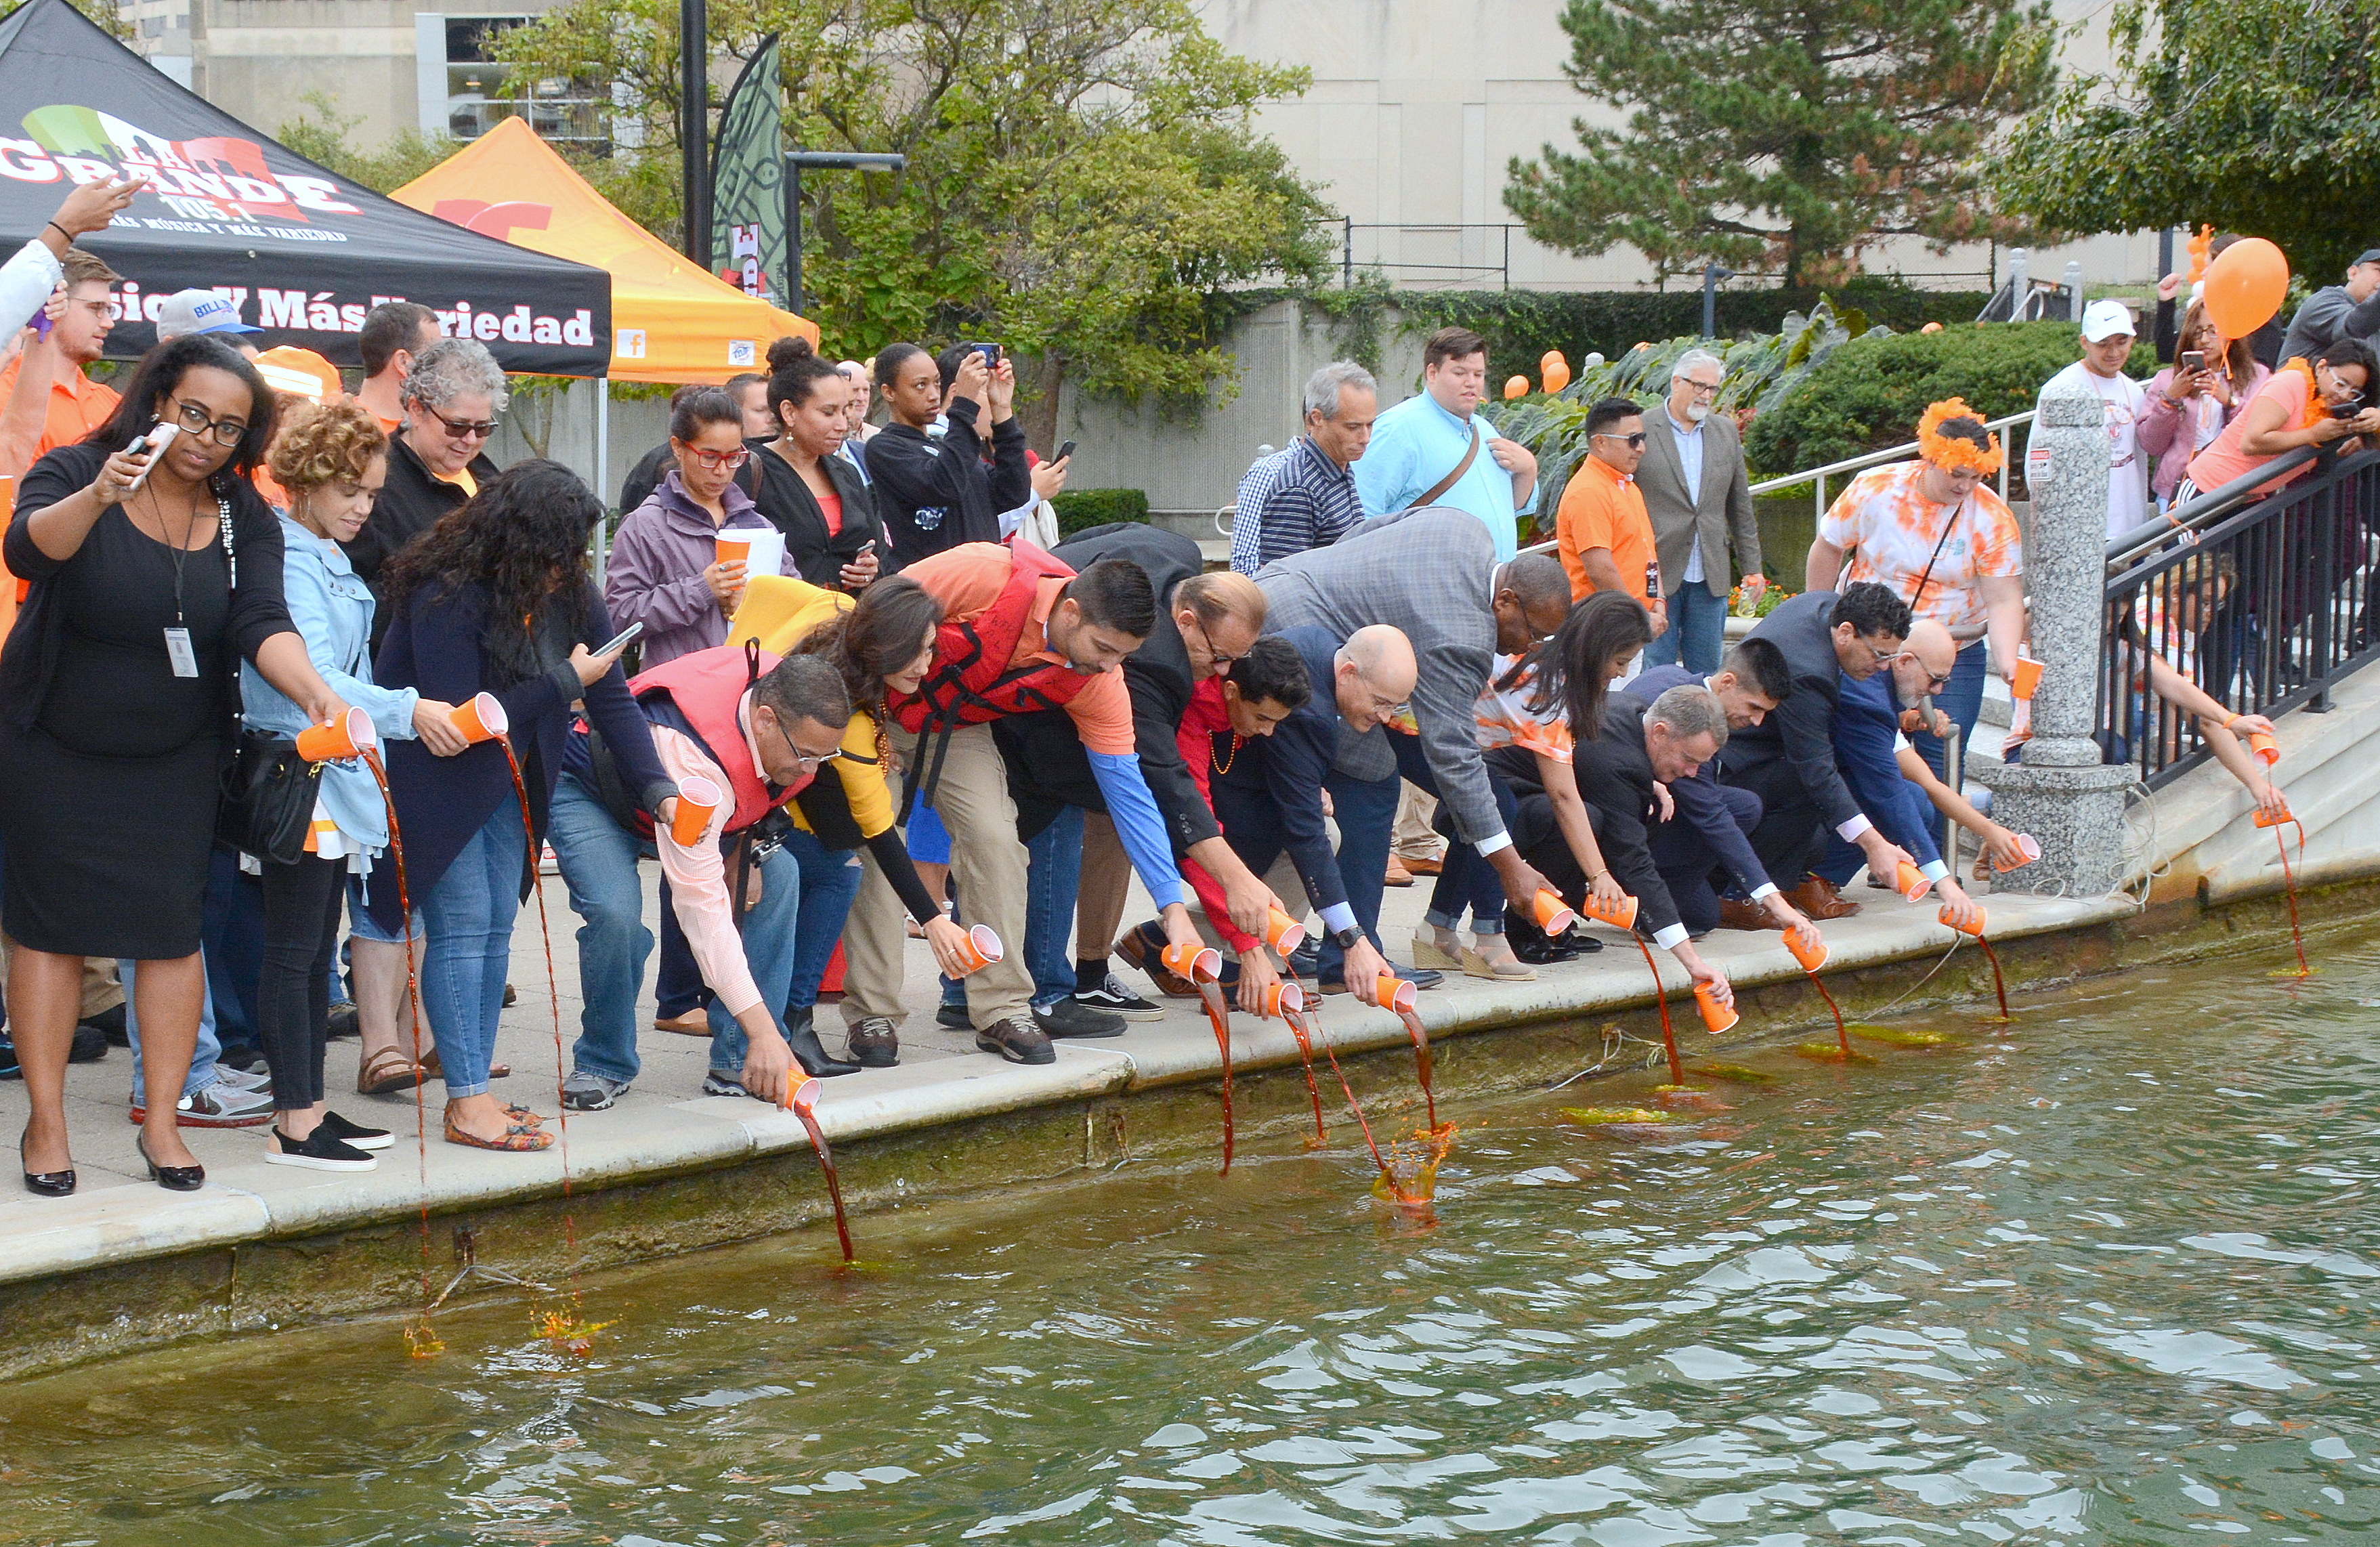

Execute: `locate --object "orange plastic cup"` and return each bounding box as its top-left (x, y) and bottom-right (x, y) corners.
top-left (1376, 975), bottom-right (1417, 1013)
top-left (1938, 903), bottom-right (1987, 937)
top-left (1259, 980), bottom-right (1305, 1018)
top-left (2254, 801), bottom-right (2294, 829)
top-left (1694, 983), bottom-right (1739, 1034)
top-left (948, 924), bottom-right (1004, 976)
top-left (1577, 891), bottom-right (1639, 930)
top-left (2010, 656), bottom-right (2043, 700)
top-left (449, 691), bottom-right (509, 744)
top-left (1896, 861), bottom-right (1931, 901)
top-left (2247, 730), bottom-right (2278, 766)
top-left (295, 706), bottom-right (376, 763)
top-left (1786, 928), bottom-right (1828, 973)
top-left (784, 1073), bottom-right (820, 1116)
top-left (1162, 942), bottom-right (1223, 983)
top-left (1532, 889), bottom-right (1577, 937)
top-left (670, 775), bottom-right (721, 846)
top-left (1991, 832), bottom-right (2043, 872)
top-left (1263, 908), bottom-right (1306, 956)
top-left (716, 534), bottom-right (754, 567)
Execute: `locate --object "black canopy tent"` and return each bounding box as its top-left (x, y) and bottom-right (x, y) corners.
top-left (0, 0), bottom-right (610, 373)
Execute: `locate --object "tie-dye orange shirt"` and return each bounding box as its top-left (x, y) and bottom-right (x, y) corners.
top-left (1818, 460), bottom-right (2022, 632)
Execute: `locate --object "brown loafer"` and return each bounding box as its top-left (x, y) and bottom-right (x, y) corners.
top-left (1717, 897), bottom-right (1777, 932)
top-left (652, 1009), bottom-right (710, 1036)
top-left (1401, 853), bottom-right (1443, 876)
top-left (1114, 927), bottom-right (1197, 998)
top-left (1785, 875), bottom-right (1861, 920)
top-left (1384, 855), bottom-right (1414, 887)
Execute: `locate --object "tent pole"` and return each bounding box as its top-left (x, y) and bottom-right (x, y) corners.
top-left (594, 376), bottom-right (611, 587)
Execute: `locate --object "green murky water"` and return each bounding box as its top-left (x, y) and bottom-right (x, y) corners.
top-left (5, 935), bottom-right (2380, 1544)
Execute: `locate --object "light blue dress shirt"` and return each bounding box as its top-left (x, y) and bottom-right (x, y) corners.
top-left (1352, 391), bottom-right (1536, 559)
top-left (1666, 407), bottom-right (1706, 583)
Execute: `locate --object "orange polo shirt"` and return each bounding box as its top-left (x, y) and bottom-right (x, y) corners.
top-left (898, 543), bottom-right (1136, 754)
top-left (0, 361), bottom-right (120, 631)
top-left (1556, 456), bottom-right (1656, 604)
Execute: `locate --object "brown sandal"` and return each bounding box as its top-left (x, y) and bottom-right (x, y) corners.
top-left (442, 1110), bottom-right (554, 1152)
top-left (357, 1046), bottom-right (427, 1096)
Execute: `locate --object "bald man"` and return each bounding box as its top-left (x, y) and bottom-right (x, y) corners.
top-left (1811, 618), bottom-right (1981, 927)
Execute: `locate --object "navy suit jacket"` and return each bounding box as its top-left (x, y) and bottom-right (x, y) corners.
top-left (1829, 669), bottom-right (1943, 868)
top-left (1214, 624), bottom-right (1354, 916)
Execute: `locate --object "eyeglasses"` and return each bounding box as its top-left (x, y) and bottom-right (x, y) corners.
top-left (1593, 431), bottom-right (1648, 449)
top-left (169, 398), bottom-right (248, 448)
top-left (685, 446), bottom-right (750, 472)
top-left (1187, 616), bottom-right (1239, 669)
top-left (423, 408), bottom-right (499, 440)
top-left (1677, 379), bottom-right (1721, 396)
top-left (775, 717), bottom-right (843, 770)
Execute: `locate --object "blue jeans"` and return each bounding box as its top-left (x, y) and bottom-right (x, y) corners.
top-left (1909, 639), bottom-right (1986, 783)
top-left (123, 954), bottom-right (222, 1102)
top-left (1645, 582), bottom-right (1731, 674)
top-left (1426, 776), bottom-right (1521, 935)
top-left (548, 769), bottom-right (659, 1086)
top-left (203, 845), bottom-right (265, 1063)
top-left (701, 840), bottom-right (804, 1079)
top-left (780, 826), bottom-right (865, 1012)
top-left (943, 804), bottom-right (1082, 1011)
top-left (417, 803), bottom-right (526, 1099)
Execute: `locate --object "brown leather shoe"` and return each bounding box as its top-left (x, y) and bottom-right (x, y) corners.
top-left (1115, 926), bottom-right (1198, 998)
top-left (1401, 853), bottom-right (1444, 876)
top-left (1785, 875), bottom-right (1861, 920)
top-left (1717, 897), bottom-right (1777, 932)
top-left (1384, 855), bottom-right (1414, 887)
top-left (652, 1009), bottom-right (710, 1036)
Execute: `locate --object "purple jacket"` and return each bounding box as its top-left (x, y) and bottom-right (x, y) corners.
top-left (601, 469), bottom-right (773, 666)
top-left (2138, 362), bottom-right (2270, 501)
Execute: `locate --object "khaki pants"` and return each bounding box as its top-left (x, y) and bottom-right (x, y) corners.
top-left (0, 939), bottom-right (123, 1019)
top-left (1394, 782), bottom-right (1443, 862)
top-left (840, 720), bottom-right (1034, 1030)
top-left (1074, 812), bottom-right (1130, 971)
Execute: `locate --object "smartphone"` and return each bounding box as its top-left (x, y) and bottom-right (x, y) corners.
top-left (1053, 439), bottom-right (1076, 463)
top-left (966, 341), bottom-right (1002, 367)
top-left (595, 620), bottom-right (644, 657)
top-left (2180, 351), bottom-right (2205, 373)
top-left (123, 421), bottom-right (179, 491)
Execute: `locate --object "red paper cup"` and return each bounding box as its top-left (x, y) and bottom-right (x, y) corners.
top-left (1991, 832), bottom-right (2043, 872)
top-left (1896, 861), bottom-right (1931, 902)
top-left (1579, 891), bottom-right (1639, 930)
top-left (1162, 942), bottom-right (1223, 983)
top-left (1694, 983), bottom-right (1739, 1034)
top-left (1532, 889), bottom-right (1577, 937)
top-left (1259, 980), bottom-right (1304, 1018)
top-left (949, 925), bottom-right (1004, 976)
top-left (669, 776), bottom-right (721, 846)
top-left (449, 692), bottom-right (508, 744)
top-left (1938, 903), bottom-right (1987, 937)
top-left (1263, 908), bottom-right (1306, 955)
top-left (2247, 731), bottom-right (2278, 766)
top-left (295, 706), bottom-right (375, 763)
top-left (1375, 975), bottom-right (1417, 1013)
top-left (2010, 656), bottom-right (2043, 700)
top-left (1786, 929), bottom-right (1828, 973)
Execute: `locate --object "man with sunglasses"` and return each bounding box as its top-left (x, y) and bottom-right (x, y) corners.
top-left (341, 338), bottom-right (506, 640)
top-left (1556, 396), bottom-right (1665, 655)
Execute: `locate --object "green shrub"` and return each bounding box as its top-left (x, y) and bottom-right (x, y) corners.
top-left (1741, 320), bottom-right (2155, 476)
top-left (1052, 487), bottom-right (1151, 536)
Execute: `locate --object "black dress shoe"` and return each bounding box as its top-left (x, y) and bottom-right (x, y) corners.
top-left (22, 1168), bottom-right (74, 1197)
top-left (68, 1023), bottom-right (108, 1063)
top-left (785, 1008), bottom-right (861, 1078)
top-left (136, 1135), bottom-right (203, 1192)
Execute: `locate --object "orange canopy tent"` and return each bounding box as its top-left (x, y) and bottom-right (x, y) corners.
top-left (391, 116), bottom-right (815, 384)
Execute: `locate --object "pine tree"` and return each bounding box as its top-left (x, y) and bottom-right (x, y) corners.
top-left (1506, 0), bottom-right (2056, 286)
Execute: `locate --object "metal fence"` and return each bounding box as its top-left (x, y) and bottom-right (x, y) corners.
top-left (2100, 443), bottom-right (2380, 788)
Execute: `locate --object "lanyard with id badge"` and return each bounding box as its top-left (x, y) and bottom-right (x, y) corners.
top-left (135, 449), bottom-right (237, 677)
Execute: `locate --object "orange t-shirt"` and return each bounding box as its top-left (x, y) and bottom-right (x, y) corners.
top-left (0, 362), bottom-right (121, 626)
top-left (898, 543), bottom-right (1136, 754)
top-left (1557, 457), bottom-right (1657, 603)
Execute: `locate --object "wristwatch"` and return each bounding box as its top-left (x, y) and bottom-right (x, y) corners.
top-left (1330, 925), bottom-right (1364, 950)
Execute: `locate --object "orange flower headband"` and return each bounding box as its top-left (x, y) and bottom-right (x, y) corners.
top-left (1917, 398), bottom-right (2003, 474)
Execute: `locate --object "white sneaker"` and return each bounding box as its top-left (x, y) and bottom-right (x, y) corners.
top-left (177, 1080), bottom-right (275, 1127)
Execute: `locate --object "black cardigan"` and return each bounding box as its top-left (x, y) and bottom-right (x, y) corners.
top-left (342, 434), bottom-right (501, 616)
top-left (866, 398), bottom-right (1029, 571)
top-left (0, 442), bottom-right (291, 739)
top-left (751, 442), bottom-right (883, 587)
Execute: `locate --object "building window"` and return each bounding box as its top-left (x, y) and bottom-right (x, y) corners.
top-left (445, 16), bottom-right (606, 148)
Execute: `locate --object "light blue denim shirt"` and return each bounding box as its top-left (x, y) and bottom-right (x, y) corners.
top-left (1352, 390), bottom-right (1537, 559)
top-left (239, 514), bottom-right (420, 857)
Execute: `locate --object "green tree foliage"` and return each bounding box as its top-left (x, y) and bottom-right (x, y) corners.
top-left (488, 0), bottom-right (1332, 443)
top-left (1992, 0), bottom-right (2379, 280)
top-left (1506, 0), bottom-right (2057, 286)
top-left (276, 94), bottom-right (456, 192)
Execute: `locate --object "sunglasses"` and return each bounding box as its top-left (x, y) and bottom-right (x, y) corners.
top-left (423, 408), bottom-right (499, 440)
top-left (1593, 431), bottom-right (1648, 450)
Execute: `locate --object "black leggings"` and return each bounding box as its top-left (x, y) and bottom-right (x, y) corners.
top-left (258, 851), bottom-right (346, 1114)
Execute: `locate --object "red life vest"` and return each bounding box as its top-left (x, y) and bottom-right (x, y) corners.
top-left (889, 540), bottom-right (1099, 734)
top-left (629, 645), bottom-right (813, 836)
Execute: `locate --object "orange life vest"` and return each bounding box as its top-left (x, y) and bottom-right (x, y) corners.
top-left (628, 645), bottom-right (813, 836)
top-left (889, 540), bottom-right (1097, 734)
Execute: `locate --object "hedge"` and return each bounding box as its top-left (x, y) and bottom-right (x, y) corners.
top-left (1741, 320), bottom-right (2155, 478)
top-left (1052, 487), bottom-right (1150, 536)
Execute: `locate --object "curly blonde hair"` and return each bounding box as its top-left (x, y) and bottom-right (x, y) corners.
top-left (268, 399), bottom-right (387, 494)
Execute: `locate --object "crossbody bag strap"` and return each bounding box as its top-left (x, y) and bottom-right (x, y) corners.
top-left (1905, 496), bottom-right (1964, 618)
top-left (1410, 423), bottom-right (1482, 510)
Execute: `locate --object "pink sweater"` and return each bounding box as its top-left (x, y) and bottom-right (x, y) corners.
top-left (2137, 362), bottom-right (2269, 502)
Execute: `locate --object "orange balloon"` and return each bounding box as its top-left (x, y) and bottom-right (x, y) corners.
top-left (2201, 237), bottom-right (2289, 341)
top-left (1503, 374), bottom-right (1529, 400)
top-left (1542, 360), bottom-right (1571, 395)
top-left (1539, 349), bottom-right (1567, 375)
top-left (1920, 320), bottom-right (1944, 334)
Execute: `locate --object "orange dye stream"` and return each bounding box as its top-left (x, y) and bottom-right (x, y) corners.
top-left (2274, 820), bottom-right (2312, 977)
top-left (1808, 971), bottom-right (1852, 1057)
top-left (1196, 981), bottom-right (1235, 1175)
top-left (1302, 1010), bottom-right (1391, 1183)
top-left (361, 748), bottom-right (440, 1357)
top-left (1975, 935), bottom-right (2013, 1022)
top-left (1298, 1009), bottom-right (1449, 1210)
top-left (1632, 938), bottom-right (1685, 1086)
top-left (1397, 1008), bottom-right (1437, 1130)
top-left (790, 1099), bottom-right (855, 1263)
top-left (1279, 1006), bottom-right (1329, 1147)
top-left (497, 738), bottom-right (575, 1260)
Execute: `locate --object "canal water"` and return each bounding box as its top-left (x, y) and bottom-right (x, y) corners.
top-left (5, 934), bottom-right (2379, 1545)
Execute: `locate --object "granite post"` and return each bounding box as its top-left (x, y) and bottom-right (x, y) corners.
top-left (1975, 381), bottom-right (2135, 894)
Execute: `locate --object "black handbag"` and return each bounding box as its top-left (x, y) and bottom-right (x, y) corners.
top-left (217, 729), bottom-right (324, 865)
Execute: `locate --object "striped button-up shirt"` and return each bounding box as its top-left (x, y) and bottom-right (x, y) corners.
top-left (1231, 436), bottom-right (1365, 574)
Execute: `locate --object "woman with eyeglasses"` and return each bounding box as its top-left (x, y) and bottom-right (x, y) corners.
top-left (1805, 398), bottom-right (2025, 783)
top-left (0, 336), bottom-right (349, 1196)
top-left (603, 386), bottom-right (779, 669)
top-left (753, 336), bottom-right (883, 591)
top-left (339, 337), bottom-right (506, 642)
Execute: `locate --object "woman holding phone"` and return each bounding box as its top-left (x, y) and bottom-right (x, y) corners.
top-left (0, 336), bottom-right (349, 1195)
top-left (753, 336), bottom-right (883, 590)
top-left (2139, 299), bottom-right (2270, 510)
top-left (371, 460), bottom-right (677, 1152)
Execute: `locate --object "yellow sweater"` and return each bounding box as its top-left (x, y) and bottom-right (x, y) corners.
top-left (727, 575), bottom-right (894, 841)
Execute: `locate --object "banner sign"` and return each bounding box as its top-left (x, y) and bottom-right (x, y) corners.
top-left (708, 35), bottom-right (786, 308)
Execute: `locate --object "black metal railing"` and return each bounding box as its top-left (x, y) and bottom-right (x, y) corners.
top-left (2100, 442), bottom-right (2380, 788)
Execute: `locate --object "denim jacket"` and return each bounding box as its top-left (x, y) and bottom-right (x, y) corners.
top-left (240, 514), bottom-right (421, 858)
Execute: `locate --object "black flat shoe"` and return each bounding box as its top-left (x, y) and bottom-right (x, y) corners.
top-left (22, 1168), bottom-right (74, 1197)
top-left (786, 1009), bottom-right (861, 1078)
top-left (136, 1134), bottom-right (204, 1192)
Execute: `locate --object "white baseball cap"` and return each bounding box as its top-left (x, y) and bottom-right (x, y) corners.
top-left (154, 288), bottom-right (261, 341)
top-left (2081, 299), bottom-right (2136, 342)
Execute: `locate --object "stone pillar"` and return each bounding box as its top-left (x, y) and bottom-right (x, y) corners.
top-left (1975, 381), bottom-right (2136, 894)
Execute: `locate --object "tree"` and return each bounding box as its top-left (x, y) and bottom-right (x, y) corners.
top-left (276, 93), bottom-right (455, 194)
top-left (1992, 0), bottom-right (2380, 282)
top-left (489, 0), bottom-right (1332, 445)
top-left (1506, 0), bottom-right (2057, 287)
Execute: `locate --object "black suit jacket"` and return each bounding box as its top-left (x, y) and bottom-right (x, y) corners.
top-left (1718, 589), bottom-right (1862, 830)
top-left (1569, 696), bottom-right (1685, 937)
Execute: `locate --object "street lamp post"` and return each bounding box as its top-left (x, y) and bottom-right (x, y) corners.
top-left (678, 0), bottom-right (708, 265)
top-left (782, 150), bottom-right (908, 314)
top-left (1701, 261), bottom-right (1735, 340)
